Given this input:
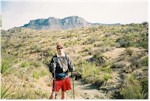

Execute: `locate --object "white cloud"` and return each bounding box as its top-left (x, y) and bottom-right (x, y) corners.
top-left (1, 0), bottom-right (148, 30)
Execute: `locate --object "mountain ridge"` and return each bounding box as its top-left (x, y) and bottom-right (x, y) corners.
top-left (22, 16), bottom-right (120, 30)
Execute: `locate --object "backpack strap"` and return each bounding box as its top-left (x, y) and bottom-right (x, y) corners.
top-left (65, 53), bottom-right (69, 62)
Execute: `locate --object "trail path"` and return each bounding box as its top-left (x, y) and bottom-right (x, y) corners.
top-left (69, 80), bottom-right (108, 99)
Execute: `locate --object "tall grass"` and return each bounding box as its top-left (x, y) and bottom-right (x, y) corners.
top-left (1, 85), bottom-right (13, 99)
top-left (1, 53), bottom-right (14, 74)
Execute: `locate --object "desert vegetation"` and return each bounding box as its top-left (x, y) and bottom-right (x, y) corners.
top-left (1, 22), bottom-right (148, 99)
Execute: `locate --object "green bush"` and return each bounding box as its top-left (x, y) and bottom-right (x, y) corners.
top-left (1, 60), bottom-right (11, 74)
top-left (141, 56), bottom-right (148, 66)
top-left (77, 60), bottom-right (103, 84)
top-left (140, 78), bottom-right (148, 99)
top-left (33, 71), bottom-right (40, 79)
top-left (101, 66), bottom-right (112, 73)
top-left (92, 53), bottom-right (106, 66)
top-left (88, 27), bottom-right (98, 32)
top-left (1, 55), bottom-right (14, 74)
top-left (40, 70), bottom-right (48, 77)
top-left (30, 45), bottom-right (42, 52)
top-left (125, 48), bottom-right (133, 56)
top-left (120, 75), bottom-right (146, 99)
top-left (82, 47), bottom-right (93, 55)
top-left (30, 61), bottom-right (41, 67)
top-left (64, 41), bottom-right (75, 47)
top-left (21, 61), bottom-right (30, 68)
top-left (43, 57), bottom-right (52, 66)
top-left (140, 40), bottom-right (148, 49)
top-left (103, 74), bottom-right (111, 81)
top-left (138, 32), bottom-right (148, 49)
top-left (116, 38), bottom-right (131, 47)
top-left (43, 48), bottom-right (55, 57)
top-left (32, 70), bottom-right (47, 79)
top-left (83, 37), bottom-right (98, 45)
top-left (48, 50), bottom-right (55, 56)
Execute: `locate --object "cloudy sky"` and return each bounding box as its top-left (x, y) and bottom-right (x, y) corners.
top-left (1, 0), bottom-right (149, 30)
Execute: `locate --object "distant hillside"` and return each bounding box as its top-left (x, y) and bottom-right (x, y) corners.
top-left (22, 16), bottom-right (120, 30)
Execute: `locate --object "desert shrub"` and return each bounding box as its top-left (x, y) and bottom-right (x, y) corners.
top-left (116, 38), bottom-right (131, 47)
top-left (94, 42), bottom-right (102, 47)
top-left (65, 33), bottom-right (75, 38)
top-left (88, 27), bottom-right (98, 32)
top-left (101, 66), bottom-right (112, 73)
top-left (21, 61), bottom-right (41, 68)
top-left (1, 53), bottom-right (14, 74)
top-left (74, 60), bottom-right (87, 74)
top-left (140, 78), bottom-right (148, 99)
top-left (78, 60), bottom-right (102, 84)
top-left (40, 70), bottom-right (48, 77)
top-left (104, 32), bottom-right (112, 37)
top-left (30, 45), bottom-right (42, 52)
top-left (64, 41), bottom-right (75, 47)
top-left (1, 59), bottom-right (11, 74)
top-left (41, 49), bottom-right (55, 65)
top-left (42, 48), bottom-right (55, 57)
top-left (140, 39), bottom-right (148, 49)
top-left (83, 37), bottom-right (98, 45)
top-left (120, 75), bottom-right (146, 99)
top-left (103, 74), bottom-right (111, 82)
top-left (48, 50), bottom-right (55, 56)
top-left (92, 53), bottom-right (106, 66)
top-left (14, 43), bottom-right (23, 49)
top-left (33, 71), bottom-right (40, 79)
top-left (110, 61), bottom-right (127, 69)
top-left (32, 70), bottom-right (47, 79)
top-left (82, 47), bottom-right (93, 55)
top-left (125, 48), bottom-right (133, 56)
top-left (140, 56), bottom-right (148, 66)
top-left (129, 52), bottom-right (146, 68)
top-left (30, 61), bottom-right (41, 67)
top-left (43, 57), bottom-right (52, 66)
top-left (21, 61), bottom-right (30, 68)
top-left (82, 47), bottom-right (90, 52)
top-left (138, 32), bottom-right (148, 49)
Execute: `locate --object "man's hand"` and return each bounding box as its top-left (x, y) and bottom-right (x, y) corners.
top-left (70, 72), bottom-right (75, 78)
top-left (50, 63), bottom-right (56, 73)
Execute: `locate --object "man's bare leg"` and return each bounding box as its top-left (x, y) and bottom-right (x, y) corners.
top-left (49, 91), bottom-right (57, 99)
top-left (61, 91), bottom-right (66, 99)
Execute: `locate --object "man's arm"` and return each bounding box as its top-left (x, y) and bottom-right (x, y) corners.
top-left (67, 56), bottom-right (74, 72)
top-left (49, 56), bottom-right (56, 73)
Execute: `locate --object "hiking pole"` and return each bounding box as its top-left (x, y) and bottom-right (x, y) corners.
top-left (53, 60), bottom-right (56, 99)
top-left (71, 72), bottom-right (75, 99)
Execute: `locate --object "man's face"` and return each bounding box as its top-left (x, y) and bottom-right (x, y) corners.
top-left (57, 47), bottom-right (63, 54)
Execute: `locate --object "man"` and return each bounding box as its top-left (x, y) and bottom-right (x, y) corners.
top-left (49, 42), bottom-right (74, 99)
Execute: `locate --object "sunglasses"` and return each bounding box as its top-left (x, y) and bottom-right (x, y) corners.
top-left (57, 47), bottom-right (63, 49)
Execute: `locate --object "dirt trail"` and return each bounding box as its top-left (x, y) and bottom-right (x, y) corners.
top-left (69, 80), bottom-right (108, 99)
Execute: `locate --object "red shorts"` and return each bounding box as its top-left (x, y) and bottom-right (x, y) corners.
top-left (52, 77), bottom-right (71, 92)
